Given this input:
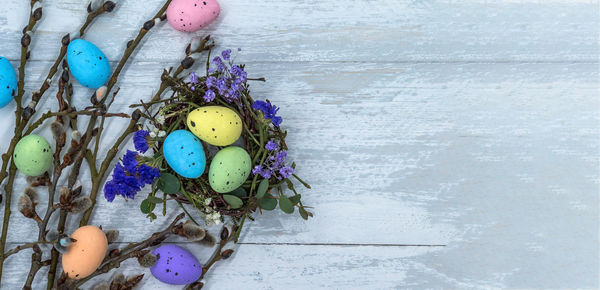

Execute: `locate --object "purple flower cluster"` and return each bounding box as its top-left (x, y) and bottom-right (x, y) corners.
top-left (252, 100), bottom-right (283, 127)
top-left (133, 130), bottom-right (150, 153)
top-left (104, 150), bottom-right (160, 202)
top-left (189, 72), bottom-right (199, 91)
top-left (252, 140), bottom-right (294, 180)
top-left (203, 49), bottom-right (248, 102)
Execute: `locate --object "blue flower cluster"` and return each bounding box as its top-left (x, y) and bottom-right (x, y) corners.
top-left (133, 130), bottom-right (150, 153)
top-left (252, 100), bottom-right (283, 127)
top-left (196, 49), bottom-right (248, 103)
top-left (104, 135), bottom-right (161, 202)
top-left (252, 140), bottom-right (294, 180)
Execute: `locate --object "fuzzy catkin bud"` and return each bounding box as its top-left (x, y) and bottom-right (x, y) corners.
top-left (189, 281), bottom-right (204, 290)
top-left (24, 187), bottom-right (38, 206)
top-left (21, 34), bottom-right (31, 48)
top-left (183, 222), bottom-right (206, 241)
top-left (103, 1), bottom-right (116, 12)
top-left (181, 57), bottom-right (195, 69)
top-left (51, 121), bottom-right (64, 140)
top-left (59, 187), bottom-right (70, 200)
top-left (220, 249), bottom-right (234, 260)
top-left (90, 282), bottom-right (109, 290)
top-left (132, 109), bottom-right (141, 121)
top-left (220, 226), bottom-right (229, 241)
top-left (112, 273), bottom-right (125, 284)
top-left (33, 5), bottom-right (43, 21)
top-left (138, 252), bottom-right (157, 268)
top-left (198, 233), bottom-right (216, 247)
top-left (143, 20), bottom-right (155, 30)
top-left (22, 106), bottom-right (34, 121)
top-left (104, 230), bottom-right (119, 243)
top-left (69, 196), bottom-right (92, 213)
top-left (17, 195), bottom-right (33, 214)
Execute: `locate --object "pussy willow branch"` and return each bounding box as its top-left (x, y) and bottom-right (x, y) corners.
top-left (0, 4), bottom-right (113, 284)
top-left (0, 0), bottom-right (40, 284)
top-left (77, 0), bottom-right (173, 227)
top-left (25, 110), bottom-right (129, 136)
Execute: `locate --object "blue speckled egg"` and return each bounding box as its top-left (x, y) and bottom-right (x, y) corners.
top-left (0, 56), bottom-right (17, 108)
top-left (150, 244), bottom-right (202, 285)
top-left (66, 39), bottom-right (110, 89)
top-left (163, 130), bottom-right (206, 178)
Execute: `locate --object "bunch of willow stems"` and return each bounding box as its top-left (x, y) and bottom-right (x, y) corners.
top-left (0, 1), bottom-right (233, 289)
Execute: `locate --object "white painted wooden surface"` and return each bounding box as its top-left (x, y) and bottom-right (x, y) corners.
top-left (0, 0), bottom-right (598, 289)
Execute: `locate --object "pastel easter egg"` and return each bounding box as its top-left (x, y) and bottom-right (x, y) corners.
top-left (13, 134), bottom-right (53, 176)
top-left (209, 146), bottom-right (251, 193)
top-left (167, 0), bottom-right (220, 32)
top-left (163, 130), bottom-right (206, 178)
top-left (0, 56), bottom-right (16, 108)
top-left (67, 39), bottom-right (110, 89)
top-left (150, 244), bottom-right (202, 285)
top-left (62, 226), bottom-right (108, 279)
top-left (187, 106), bottom-right (242, 146)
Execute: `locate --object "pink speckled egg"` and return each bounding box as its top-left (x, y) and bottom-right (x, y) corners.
top-left (167, 0), bottom-right (220, 32)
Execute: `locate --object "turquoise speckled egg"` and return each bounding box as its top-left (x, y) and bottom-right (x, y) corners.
top-left (14, 134), bottom-right (53, 176)
top-left (0, 56), bottom-right (17, 108)
top-left (209, 146), bottom-right (251, 193)
top-left (66, 39), bottom-right (110, 89)
top-left (163, 130), bottom-right (206, 178)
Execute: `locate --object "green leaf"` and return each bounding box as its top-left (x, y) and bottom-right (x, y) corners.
top-left (140, 199), bottom-right (154, 214)
top-left (223, 195), bottom-right (243, 209)
top-left (259, 195), bottom-right (277, 211)
top-left (229, 187), bottom-right (247, 198)
top-left (146, 196), bottom-right (164, 204)
top-left (299, 207), bottom-right (309, 220)
top-left (157, 173), bottom-right (180, 194)
top-left (279, 194), bottom-right (294, 214)
top-left (289, 194), bottom-right (301, 205)
top-left (256, 179), bottom-right (269, 199)
top-left (148, 212), bottom-right (157, 221)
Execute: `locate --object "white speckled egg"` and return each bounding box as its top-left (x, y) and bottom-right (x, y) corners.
top-left (67, 39), bottom-right (110, 89)
top-left (0, 56), bottom-right (17, 108)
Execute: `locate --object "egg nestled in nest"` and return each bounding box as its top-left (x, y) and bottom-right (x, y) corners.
top-left (187, 106), bottom-right (242, 146)
top-left (209, 146), bottom-right (251, 193)
top-left (163, 130), bottom-right (207, 178)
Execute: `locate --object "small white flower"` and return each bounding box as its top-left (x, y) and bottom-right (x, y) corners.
top-left (149, 131), bottom-right (157, 138)
top-left (156, 115), bottom-right (165, 124)
top-left (157, 131), bottom-right (166, 137)
top-left (204, 198), bottom-right (212, 206)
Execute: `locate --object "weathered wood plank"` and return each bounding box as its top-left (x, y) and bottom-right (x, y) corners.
top-left (0, 0), bottom-right (598, 62)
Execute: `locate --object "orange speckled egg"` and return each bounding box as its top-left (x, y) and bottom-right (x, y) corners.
top-left (61, 225), bottom-right (108, 279)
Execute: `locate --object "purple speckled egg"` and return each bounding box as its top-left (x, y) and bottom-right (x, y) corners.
top-left (166, 0), bottom-right (220, 32)
top-left (150, 244), bottom-right (202, 285)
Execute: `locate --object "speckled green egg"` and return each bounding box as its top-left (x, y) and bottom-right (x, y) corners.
top-left (209, 146), bottom-right (251, 193)
top-left (14, 134), bottom-right (53, 176)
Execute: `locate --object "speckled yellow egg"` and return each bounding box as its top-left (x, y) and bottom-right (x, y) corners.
top-left (209, 146), bottom-right (251, 193)
top-left (62, 225), bottom-right (108, 280)
top-left (187, 106), bottom-right (242, 146)
top-left (13, 134), bottom-right (53, 176)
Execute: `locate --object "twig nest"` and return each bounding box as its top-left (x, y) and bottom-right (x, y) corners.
top-left (167, 0), bottom-right (220, 32)
top-left (150, 244), bottom-right (202, 285)
top-left (13, 134), bottom-right (53, 176)
top-left (0, 56), bottom-right (17, 108)
top-left (209, 146), bottom-right (251, 193)
top-left (66, 39), bottom-right (110, 89)
top-left (163, 130), bottom-right (206, 178)
top-left (62, 225), bottom-right (108, 280)
top-left (187, 105), bottom-right (242, 146)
